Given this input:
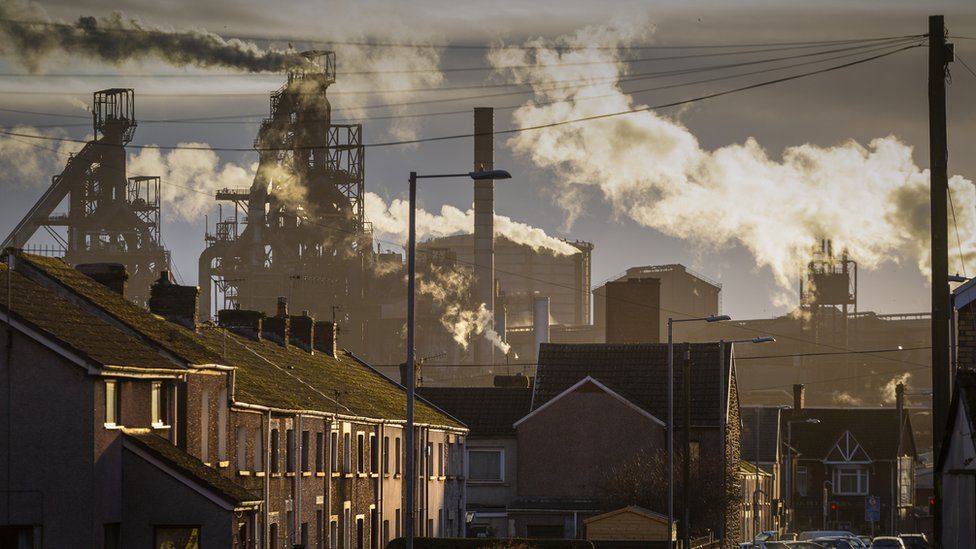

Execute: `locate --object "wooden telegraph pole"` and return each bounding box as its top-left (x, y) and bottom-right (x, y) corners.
top-left (928, 14), bottom-right (952, 547)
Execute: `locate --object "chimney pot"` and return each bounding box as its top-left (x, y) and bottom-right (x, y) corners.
top-left (217, 309), bottom-right (264, 340)
top-left (276, 296), bottom-right (288, 318)
top-left (793, 383), bottom-right (805, 411)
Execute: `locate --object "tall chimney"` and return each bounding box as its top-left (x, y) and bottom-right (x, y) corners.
top-left (533, 296), bottom-right (551, 363)
top-left (473, 107), bottom-right (495, 366)
top-left (792, 383), bottom-right (805, 411)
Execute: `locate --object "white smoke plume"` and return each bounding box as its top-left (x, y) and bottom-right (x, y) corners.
top-left (0, 126), bottom-right (84, 187)
top-left (364, 191), bottom-right (578, 255)
top-left (0, 1), bottom-right (309, 73)
top-left (417, 265), bottom-right (511, 354)
top-left (882, 372), bottom-right (912, 404)
top-left (127, 145), bottom-right (255, 222)
top-left (488, 19), bottom-right (976, 295)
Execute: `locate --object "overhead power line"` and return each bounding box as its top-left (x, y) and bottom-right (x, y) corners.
top-left (0, 42), bottom-right (923, 152)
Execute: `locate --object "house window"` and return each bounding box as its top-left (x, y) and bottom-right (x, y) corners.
top-left (271, 428), bottom-right (280, 474)
top-left (437, 442), bottom-right (444, 477)
top-left (301, 522), bottom-right (309, 549)
top-left (343, 506), bottom-right (352, 549)
top-left (217, 388), bottom-right (228, 462)
top-left (832, 465), bottom-right (869, 495)
top-left (395, 437), bottom-right (401, 475)
top-left (370, 434), bottom-right (378, 474)
top-left (104, 380), bottom-right (120, 426)
top-left (343, 432), bottom-right (352, 473)
top-left (395, 509), bottom-right (401, 538)
top-left (317, 510), bottom-right (324, 549)
top-left (316, 432), bottom-right (325, 473)
top-left (383, 520), bottom-right (390, 547)
top-left (302, 430), bottom-right (311, 472)
top-left (237, 427), bottom-right (248, 470)
top-left (287, 429), bottom-right (295, 473)
top-left (426, 442), bottom-right (433, 478)
top-left (200, 390), bottom-right (209, 463)
top-left (331, 431), bottom-right (340, 472)
top-left (330, 518), bottom-right (339, 549)
top-left (151, 382), bottom-right (167, 427)
top-left (796, 466), bottom-right (809, 497)
top-left (357, 433), bottom-right (366, 473)
top-left (154, 526), bottom-right (200, 548)
top-left (383, 436), bottom-right (390, 474)
top-left (269, 523), bottom-right (278, 549)
top-left (467, 449), bottom-right (503, 482)
top-left (253, 428), bottom-right (264, 472)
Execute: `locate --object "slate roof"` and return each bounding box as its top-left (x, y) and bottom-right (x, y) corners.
top-left (787, 407), bottom-right (912, 461)
top-left (0, 263), bottom-right (179, 371)
top-left (534, 342), bottom-right (733, 428)
top-left (938, 369), bottom-right (976, 470)
top-left (741, 407), bottom-right (782, 463)
top-left (417, 387), bottom-right (532, 436)
top-left (124, 430), bottom-right (259, 506)
top-left (13, 253), bottom-right (462, 429)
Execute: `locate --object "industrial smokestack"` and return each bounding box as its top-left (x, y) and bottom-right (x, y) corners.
top-left (793, 383), bottom-right (805, 411)
top-left (473, 107), bottom-right (495, 366)
top-left (533, 296), bottom-right (550, 363)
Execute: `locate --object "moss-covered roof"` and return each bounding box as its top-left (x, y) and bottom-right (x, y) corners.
top-left (17, 254), bottom-right (221, 365)
top-left (124, 430), bottom-right (259, 505)
top-left (17, 253), bottom-right (462, 429)
top-left (195, 326), bottom-right (462, 428)
top-left (0, 264), bottom-right (179, 370)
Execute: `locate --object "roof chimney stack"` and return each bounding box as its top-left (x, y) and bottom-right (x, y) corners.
top-left (289, 311), bottom-right (315, 352)
top-left (262, 296), bottom-right (290, 346)
top-left (313, 320), bottom-right (338, 357)
top-left (76, 263), bottom-right (128, 296)
top-left (147, 270), bottom-right (199, 329)
top-left (793, 383), bottom-right (805, 412)
top-left (218, 309), bottom-right (264, 340)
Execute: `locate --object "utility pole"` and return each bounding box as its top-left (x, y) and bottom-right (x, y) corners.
top-left (682, 345), bottom-right (691, 549)
top-left (928, 14), bottom-right (952, 547)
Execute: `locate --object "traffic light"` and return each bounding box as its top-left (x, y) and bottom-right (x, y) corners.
top-left (830, 502), bottom-right (839, 512)
top-left (929, 496), bottom-right (937, 515)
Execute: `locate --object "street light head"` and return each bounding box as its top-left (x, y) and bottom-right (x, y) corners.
top-left (806, 419), bottom-right (821, 424)
top-left (705, 314), bottom-right (732, 323)
top-left (949, 274), bottom-right (969, 283)
top-left (751, 336), bottom-right (775, 344)
top-left (469, 169), bottom-right (511, 180)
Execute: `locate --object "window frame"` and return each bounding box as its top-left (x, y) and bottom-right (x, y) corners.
top-left (832, 464), bottom-right (869, 496)
top-left (104, 379), bottom-right (120, 427)
top-left (316, 432), bottom-right (326, 473)
top-left (236, 426), bottom-right (248, 471)
top-left (466, 448), bottom-right (505, 483)
top-left (150, 381), bottom-right (168, 428)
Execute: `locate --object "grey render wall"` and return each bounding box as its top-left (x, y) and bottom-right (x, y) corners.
top-left (466, 435), bottom-right (518, 508)
top-left (122, 446), bottom-right (235, 547)
top-left (0, 327), bottom-right (99, 546)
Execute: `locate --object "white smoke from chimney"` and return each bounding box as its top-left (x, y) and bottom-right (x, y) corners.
top-left (417, 265), bottom-right (510, 354)
top-left (0, 126), bottom-right (84, 187)
top-left (364, 191), bottom-right (577, 255)
top-left (127, 144), bottom-right (256, 221)
top-left (488, 19), bottom-right (976, 295)
top-left (882, 372), bottom-right (912, 404)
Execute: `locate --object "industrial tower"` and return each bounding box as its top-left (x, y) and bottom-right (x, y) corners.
top-left (2, 89), bottom-right (169, 304)
top-left (199, 52), bottom-right (375, 350)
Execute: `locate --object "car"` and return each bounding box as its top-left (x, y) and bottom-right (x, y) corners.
top-left (857, 537), bottom-right (873, 546)
top-left (812, 538), bottom-right (860, 549)
top-left (898, 534), bottom-right (928, 549)
top-left (800, 531), bottom-right (858, 541)
top-left (869, 537), bottom-right (906, 549)
top-left (764, 543), bottom-right (828, 549)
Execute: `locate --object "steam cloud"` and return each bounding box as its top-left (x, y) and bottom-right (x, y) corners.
top-left (0, 126), bottom-right (83, 186)
top-left (489, 20), bottom-right (976, 296)
top-left (0, 1), bottom-right (308, 72)
top-left (418, 265), bottom-right (511, 354)
top-left (364, 191), bottom-right (578, 255)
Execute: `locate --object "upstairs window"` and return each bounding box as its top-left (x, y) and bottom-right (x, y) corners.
top-left (832, 465), bottom-right (869, 495)
top-left (104, 380), bottom-right (120, 426)
top-left (151, 382), bottom-right (167, 427)
top-left (331, 431), bottom-right (340, 473)
top-left (357, 433), bottom-right (366, 473)
top-left (271, 428), bottom-right (280, 474)
top-left (395, 437), bottom-right (401, 475)
top-left (316, 432), bottom-right (325, 473)
top-left (287, 429), bottom-right (296, 473)
top-left (468, 449), bottom-right (503, 482)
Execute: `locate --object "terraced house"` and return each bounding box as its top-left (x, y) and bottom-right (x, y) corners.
top-left (0, 251), bottom-right (467, 548)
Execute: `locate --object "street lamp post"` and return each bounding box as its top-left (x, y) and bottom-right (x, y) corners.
top-left (717, 336), bottom-right (774, 548)
top-left (404, 169), bottom-right (510, 549)
top-left (667, 314), bottom-right (730, 549)
top-left (785, 417), bottom-right (820, 532)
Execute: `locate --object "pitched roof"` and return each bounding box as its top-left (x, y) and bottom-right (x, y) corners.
top-left (417, 387), bottom-right (530, 436)
top-left (741, 407), bottom-right (782, 463)
top-left (534, 342), bottom-right (733, 428)
top-left (16, 253), bottom-right (220, 365)
top-left (13, 253), bottom-right (462, 429)
top-left (0, 263), bottom-right (179, 371)
top-left (937, 369), bottom-right (976, 470)
top-left (583, 506), bottom-right (667, 525)
top-left (123, 430), bottom-right (258, 506)
top-left (788, 407), bottom-right (911, 461)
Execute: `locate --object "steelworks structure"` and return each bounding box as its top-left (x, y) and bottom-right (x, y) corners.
top-left (198, 52), bottom-right (377, 352)
top-left (2, 88), bottom-right (169, 305)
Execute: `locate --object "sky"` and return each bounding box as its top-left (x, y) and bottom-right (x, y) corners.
top-left (2, 0), bottom-right (976, 320)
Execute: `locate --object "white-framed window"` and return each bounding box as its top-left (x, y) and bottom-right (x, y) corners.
top-left (383, 436), bottom-right (390, 475)
top-left (150, 381), bottom-right (167, 427)
top-left (331, 430), bottom-right (340, 473)
top-left (357, 432), bottom-right (366, 473)
top-left (343, 432), bottom-right (352, 473)
top-left (796, 466), bottom-right (809, 497)
top-left (395, 437), bottom-right (401, 475)
top-left (316, 432), bottom-right (325, 473)
top-left (253, 427), bottom-right (264, 472)
top-left (467, 448), bottom-right (504, 482)
top-left (104, 380), bottom-right (120, 426)
top-left (832, 465), bottom-right (869, 495)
